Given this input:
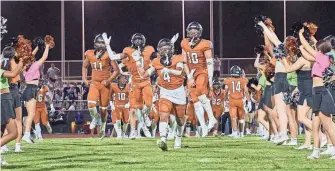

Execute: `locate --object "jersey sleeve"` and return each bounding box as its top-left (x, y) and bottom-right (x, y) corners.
top-left (202, 40), bottom-right (213, 51)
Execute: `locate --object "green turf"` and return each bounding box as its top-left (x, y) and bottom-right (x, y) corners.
top-left (1, 136), bottom-right (335, 171)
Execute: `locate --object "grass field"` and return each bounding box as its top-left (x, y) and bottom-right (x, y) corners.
top-left (2, 136), bottom-right (335, 171)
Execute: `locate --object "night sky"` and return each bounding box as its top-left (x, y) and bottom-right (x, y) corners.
top-left (2, 1), bottom-right (335, 62)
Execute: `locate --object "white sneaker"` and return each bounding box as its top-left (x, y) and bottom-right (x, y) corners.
top-left (174, 136), bottom-right (182, 149)
top-left (129, 130), bottom-right (136, 140)
top-left (274, 135), bottom-right (289, 145)
top-left (89, 118), bottom-right (97, 130)
top-left (201, 126), bottom-right (208, 138)
top-left (307, 150), bottom-right (320, 159)
top-left (0, 157), bottom-right (8, 166)
top-left (213, 131), bottom-right (218, 137)
top-left (321, 147), bottom-right (334, 155)
top-left (22, 134), bottom-right (35, 144)
top-left (295, 144), bottom-right (313, 150)
top-left (46, 125), bottom-right (53, 134)
top-left (195, 131), bottom-right (201, 137)
top-left (207, 119), bottom-right (217, 132)
top-left (282, 140), bottom-right (297, 146)
top-left (14, 147), bottom-right (24, 153)
top-left (0, 145), bottom-right (10, 153)
top-left (246, 129), bottom-right (251, 135)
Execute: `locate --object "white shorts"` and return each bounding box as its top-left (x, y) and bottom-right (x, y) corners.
top-left (159, 85), bottom-right (186, 105)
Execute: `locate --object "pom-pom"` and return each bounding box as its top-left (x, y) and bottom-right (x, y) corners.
top-left (285, 36), bottom-right (298, 58)
top-left (6, 36), bottom-right (19, 47)
top-left (16, 35), bottom-right (33, 64)
top-left (254, 45), bottom-right (264, 54)
top-left (305, 22), bottom-right (318, 36)
top-left (0, 16), bottom-right (8, 41)
top-left (33, 37), bottom-right (45, 49)
top-left (254, 15), bottom-right (267, 24)
top-left (273, 43), bottom-right (287, 60)
top-left (247, 77), bottom-right (259, 90)
top-left (44, 35), bottom-right (55, 49)
top-left (254, 24), bottom-right (264, 37)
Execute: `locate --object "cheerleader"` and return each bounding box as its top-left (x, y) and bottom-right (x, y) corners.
top-left (298, 28), bottom-right (335, 159)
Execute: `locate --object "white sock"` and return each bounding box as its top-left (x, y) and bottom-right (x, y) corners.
top-left (159, 122), bottom-right (168, 142)
top-left (194, 102), bottom-right (206, 128)
top-left (136, 109), bottom-right (143, 123)
top-left (35, 123), bottom-right (41, 137)
top-left (239, 120), bottom-right (245, 136)
top-left (176, 124), bottom-right (183, 137)
top-left (137, 122), bottom-right (143, 136)
top-left (115, 120), bottom-right (122, 137)
top-left (198, 94), bottom-right (216, 121)
top-left (88, 107), bottom-right (98, 119)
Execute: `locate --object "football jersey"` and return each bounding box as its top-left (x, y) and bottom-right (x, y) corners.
top-left (36, 85), bottom-right (49, 108)
top-left (122, 46), bottom-right (155, 81)
top-left (110, 83), bottom-right (130, 105)
top-left (224, 77), bottom-right (248, 100)
top-left (211, 89), bottom-right (225, 109)
top-left (85, 50), bottom-right (112, 82)
top-left (151, 55), bottom-right (185, 90)
top-left (181, 38), bottom-right (212, 71)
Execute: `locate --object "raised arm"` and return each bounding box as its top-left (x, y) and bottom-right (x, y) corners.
top-left (2, 60), bottom-right (24, 78)
top-left (205, 44), bottom-right (214, 89)
top-left (32, 46), bottom-right (39, 56)
top-left (300, 46), bottom-right (316, 62)
top-left (299, 28), bottom-right (317, 57)
top-left (281, 57), bottom-right (304, 72)
top-left (37, 44), bottom-right (50, 65)
top-left (258, 21), bottom-right (282, 47)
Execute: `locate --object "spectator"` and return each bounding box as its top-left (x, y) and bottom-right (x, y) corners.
top-left (82, 82), bottom-right (89, 100)
top-left (47, 63), bottom-right (60, 83)
top-left (68, 101), bottom-right (76, 111)
top-left (54, 89), bottom-right (62, 109)
top-left (62, 81), bottom-right (70, 100)
top-left (214, 55), bottom-right (221, 77)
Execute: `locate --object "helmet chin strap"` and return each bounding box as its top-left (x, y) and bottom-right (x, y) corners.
top-left (164, 54), bottom-right (169, 65)
top-left (189, 37), bottom-right (195, 47)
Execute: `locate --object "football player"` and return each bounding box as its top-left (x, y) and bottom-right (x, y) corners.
top-left (181, 22), bottom-right (217, 137)
top-left (82, 34), bottom-right (120, 139)
top-left (224, 65), bottom-right (251, 138)
top-left (211, 79), bottom-right (225, 136)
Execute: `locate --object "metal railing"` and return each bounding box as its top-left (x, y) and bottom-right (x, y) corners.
top-left (43, 57), bottom-right (257, 83)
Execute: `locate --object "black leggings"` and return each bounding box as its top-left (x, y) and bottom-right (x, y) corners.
top-left (221, 112), bottom-right (232, 134)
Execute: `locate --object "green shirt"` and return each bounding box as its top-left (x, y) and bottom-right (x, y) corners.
top-left (0, 69), bottom-right (9, 89)
top-left (287, 72), bottom-right (297, 86)
top-left (259, 75), bottom-right (266, 91)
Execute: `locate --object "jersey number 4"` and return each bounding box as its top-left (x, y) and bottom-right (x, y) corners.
top-left (187, 52), bottom-right (199, 64)
top-left (93, 62), bottom-right (103, 71)
top-left (231, 81), bottom-right (241, 93)
top-left (163, 72), bottom-right (171, 82)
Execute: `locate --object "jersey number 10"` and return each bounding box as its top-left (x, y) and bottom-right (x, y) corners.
top-left (118, 93), bottom-right (126, 100)
top-left (187, 52), bottom-right (199, 64)
top-left (231, 81), bottom-right (241, 93)
top-left (93, 62), bottom-right (103, 71)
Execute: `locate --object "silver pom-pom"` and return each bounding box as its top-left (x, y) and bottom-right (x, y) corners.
top-left (0, 16), bottom-right (8, 41)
